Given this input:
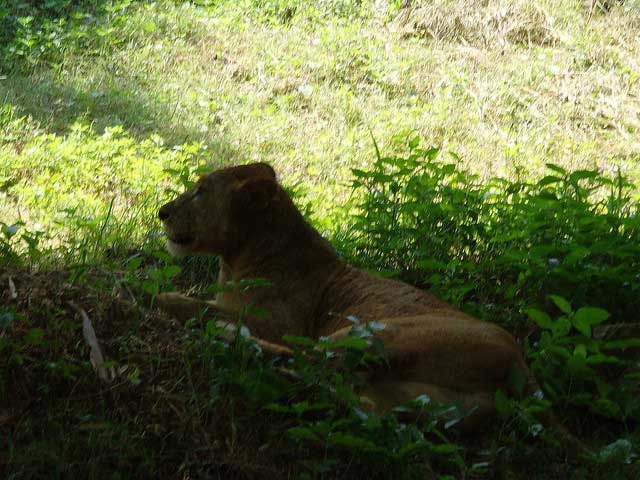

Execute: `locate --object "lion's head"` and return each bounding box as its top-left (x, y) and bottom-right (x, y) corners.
top-left (158, 162), bottom-right (279, 258)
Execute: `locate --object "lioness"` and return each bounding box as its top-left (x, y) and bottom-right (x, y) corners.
top-left (157, 162), bottom-right (530, 429)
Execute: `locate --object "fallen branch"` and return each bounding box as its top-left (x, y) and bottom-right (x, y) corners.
top-left (8, 276), bottom-right (17, 299)
top-left (69, 302), bottom-right (116, 383)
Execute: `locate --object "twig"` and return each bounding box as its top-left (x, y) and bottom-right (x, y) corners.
top-left (8, 276), bottom-right (17, 299)
top-left (253, 337), bottom-right (294, 358)
top-left (587, 0), bottom-right (597, 24)
top-left (69, 302), bottom-right (116, 383)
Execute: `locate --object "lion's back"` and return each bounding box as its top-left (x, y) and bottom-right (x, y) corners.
top-left (317, 264), bottom-right (456, 329)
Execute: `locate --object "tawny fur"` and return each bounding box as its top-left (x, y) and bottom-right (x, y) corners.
top-left (157, 162), bottom-right (532, 429)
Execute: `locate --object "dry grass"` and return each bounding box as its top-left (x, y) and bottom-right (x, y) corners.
top-left (393, 0), bottom-right (559, 46)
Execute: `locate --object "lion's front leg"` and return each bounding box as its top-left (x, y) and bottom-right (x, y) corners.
top-left (155, 292), bottom-right (221, 323)
top-left (155, 292), bottom-right (248, 342)
top-left (156, 292), bottom-right (294, 358)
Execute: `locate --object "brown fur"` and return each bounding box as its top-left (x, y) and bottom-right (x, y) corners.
top-left (157, 162), bottom-right (532, 429)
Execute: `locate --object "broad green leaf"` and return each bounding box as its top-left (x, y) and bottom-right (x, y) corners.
top-left (416, 259), bottom-right (447, 270)
top-left (572, 307), bottom-right (610, 337)
top-left (550, 295), bottom-right (572, 315)
top-left (397, 441), bottom-right (430, 458)
top-left (586, 354), bottom-right (621, 365)
top-left (545, 163), bottom-right (567, 175)
top-left (604, 338), bottom-right (640, 350)
top-left (595, 378), bottom-right (614, 398)
top-left (424, 146), bottom-right (440, 160)
top-left (547, 344), bottom-right (571, 359)
top-left (332, 336), bottom-right (370, 350)
top-left (162, 265), bottom-right (181, 279)
top-left (292, 401), bottom-right (334, 414)
top-left (431, 443), bottom-right (460, 454)
top-left (569, 169), bottom-right (599, 182)
top-left (537, 175), bottom-right (562, 187)
top-left (334, 384), bottom-right (359, 404)
top-left (282, 335), bottom-right (316, 347)
top-left (441, 163), bottom-right (456, 175)
top-left (126, 255), bottom-right (143, 271)
top-left (567, 355), bottom-right (594, 378)
top-left (524, 308), bottom-right (553, 329)
top-left (552, 317), bottom-right (572, 337)
top-left (328, 432), bottom-right (377, 450)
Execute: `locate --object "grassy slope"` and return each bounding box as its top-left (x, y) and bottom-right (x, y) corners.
top-left (2, 0), bottom-right (640, 242)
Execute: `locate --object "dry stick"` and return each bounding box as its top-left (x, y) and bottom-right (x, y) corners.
top-left (252, 337), bottom-right (294, 358)
top-left (69, 302), bottom-right (116, 383)
top-left (587, 0), bottom-right (597, 24)
top-left (8, 276), bottom-right (17, 299)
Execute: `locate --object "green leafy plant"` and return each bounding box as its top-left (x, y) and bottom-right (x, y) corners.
top-left (526, 297), bottom-right (640, 423)
top-left (124, 250), bottom-right (182, 296)
top-left (337, 134), bottom-right (640, 327)
top-left (0, 0), bottom-right (130, 68)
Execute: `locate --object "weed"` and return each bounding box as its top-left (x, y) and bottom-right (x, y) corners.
top-left (526, 297), bottom-right (640, 423)
top-left (337, 134), bottom-right (640, 326)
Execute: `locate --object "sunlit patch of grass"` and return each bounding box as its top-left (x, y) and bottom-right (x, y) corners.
top-left (2, 1), bottom-right (639, 225)
top-left (0, 106), bottom-right (210, 265)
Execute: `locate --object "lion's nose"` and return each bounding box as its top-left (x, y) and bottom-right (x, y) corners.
top-left (158, 205), bottom-right (170, 221)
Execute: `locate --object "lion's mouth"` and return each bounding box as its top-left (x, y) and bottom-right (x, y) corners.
top-left (168, 235), bottom-right (196, 246)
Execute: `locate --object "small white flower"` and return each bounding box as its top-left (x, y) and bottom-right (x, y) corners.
top-left (297, 84), bottom-right (313, 98)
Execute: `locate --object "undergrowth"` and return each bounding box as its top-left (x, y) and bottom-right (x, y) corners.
top-left (1, 0), bottom-right (640, 478)
top-left (337, 134), bottom-right (640, 326)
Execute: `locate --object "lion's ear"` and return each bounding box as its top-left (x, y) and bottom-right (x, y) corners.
top-left (237, 162), bottom-right (276, 180)
top-left (250, 162), bottom-right (276, 179)
top-left (234, 177), bottom-right (278, 211)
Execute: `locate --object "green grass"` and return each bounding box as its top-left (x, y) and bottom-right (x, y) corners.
top-left (2, 0), bottom-right (640, 236)
top-left (1, 0), bottom-right (640, 478)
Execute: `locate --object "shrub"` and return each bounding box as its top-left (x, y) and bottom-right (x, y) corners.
top-left (336, 134), bottom-right (640, 327)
